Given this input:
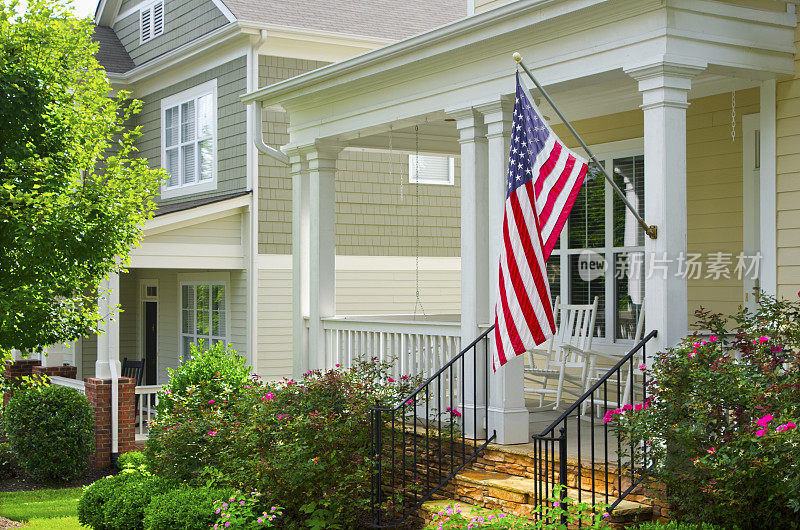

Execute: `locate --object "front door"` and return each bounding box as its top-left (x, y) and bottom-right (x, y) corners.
top-left (144, 301), bottom-right (157, 385)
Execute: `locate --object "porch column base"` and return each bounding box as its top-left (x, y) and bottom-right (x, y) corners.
top-left (84, 377), bottom-right (136, 470)
top-left (488, 406), bottom-right (530, 445)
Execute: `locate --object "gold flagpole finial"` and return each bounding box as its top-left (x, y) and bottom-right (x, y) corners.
top-left (512, 52), bottom-right (522, 63)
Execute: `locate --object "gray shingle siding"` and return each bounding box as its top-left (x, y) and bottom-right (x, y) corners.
top-left (113, 0), bottom-right (229, 67)
top-left (135, 56), bottom-right (248, 207)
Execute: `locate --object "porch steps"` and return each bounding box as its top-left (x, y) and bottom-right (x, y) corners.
top-left (421, 468), bottom-right (654, 528)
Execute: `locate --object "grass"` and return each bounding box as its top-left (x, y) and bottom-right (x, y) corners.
top-left (0, 487), bottom-right (84, 528)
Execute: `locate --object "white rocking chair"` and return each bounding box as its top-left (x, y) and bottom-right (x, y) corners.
top-left (525, 296), bottom-right (599, 411)
top-left (582, 303), bottom-right (646, 418)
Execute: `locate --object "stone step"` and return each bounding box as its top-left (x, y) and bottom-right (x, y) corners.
top-left (451, 469), bottom-right (655, 523)
top-left (418, 499), bottom-right (497, 526)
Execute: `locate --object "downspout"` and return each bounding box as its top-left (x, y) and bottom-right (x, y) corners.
top-left (249, 31), bottom-right (290, 167)
top-left (109, 357), bottom-right (120, 467)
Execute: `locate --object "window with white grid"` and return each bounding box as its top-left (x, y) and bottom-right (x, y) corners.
top-left (549, 141), bottom-right (645, 342)
top-left (139, 1), bottom-right (164, 45)
top-left (180, 283), bottom-right (226, 360)
top-left (161, 80), bottom-right (217, 198)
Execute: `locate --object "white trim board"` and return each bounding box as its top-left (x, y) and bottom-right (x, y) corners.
top-left (144, 194), bottom-right (249, 236)
top-left (256, 254), bottom-right (461, 271)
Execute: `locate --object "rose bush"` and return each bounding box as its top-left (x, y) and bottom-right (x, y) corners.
top-left (612, 294), bottom-right (800, 528)
top-left (145, 343), bottom-right (423, 529)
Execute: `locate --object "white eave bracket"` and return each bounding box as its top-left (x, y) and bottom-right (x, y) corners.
top-left (252, 100), bottom-right (289, 165)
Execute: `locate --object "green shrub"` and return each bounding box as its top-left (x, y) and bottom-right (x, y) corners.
top-left (0, 440), bottom-right (19, 478)
top-left (117, 450), bottom-right (148, 471)
top-left (144, 486), bottom-right (233, 530)
top-left (146, 356), bottom-right (422, 528)
top-left (5, 384), bottom-right (94, 481)
top-left (157, 340), bottom-right (252, 416)
top-left (613, 294), bottom-right (800, 529)
top-left (77, 469), bottom-right (176, 529)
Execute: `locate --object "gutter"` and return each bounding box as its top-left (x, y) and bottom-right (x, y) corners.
top-left (251, 100), bottom-right (289, 165)
top-left (109, 357), bottom-right (120, 467)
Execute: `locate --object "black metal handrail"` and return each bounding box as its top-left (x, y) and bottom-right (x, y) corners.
top-left (530, 329), bottom-right (658, 521)
top-left (369, 325), bottom-right (496, 528)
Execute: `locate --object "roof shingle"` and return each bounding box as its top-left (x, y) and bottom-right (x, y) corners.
top-left (221, 0), bottom-right (467, 40)
top-left (93, 25), bottom-right (136, 74)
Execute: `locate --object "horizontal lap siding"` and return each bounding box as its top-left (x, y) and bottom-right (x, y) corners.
top-left (113, 0), bottom-right (229, 67)
top-left (257, 268), bottom-right (294, 381)
top-left (145, 213), bottom-right (242, 245)
top-left (685, 89), bottom-right (756, 321)
top-left (255, 261), bottom-right (462, 381)
top-left (229, 270), bottom-right (248, 360)
top-left (135, 57), bottom-right (248, 208)
top-left (777, 24), bottom-right (800, 299)
top-left (257, 56), bottom-right (462, 257)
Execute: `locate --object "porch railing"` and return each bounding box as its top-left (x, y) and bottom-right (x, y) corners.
top-left (135, 385), bottom-right (161, 441)
top-left (49, 376), bottom-right (85, 394)
top-left (369, 325), bottom-right (495, 528)
top-left (320, 316), bottom-right (461, 378)
top-left (530, 329), bottom-right (658, 520)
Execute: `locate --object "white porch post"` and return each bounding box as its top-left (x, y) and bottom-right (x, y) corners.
top-left (479, 96), bottom-right (530, 444)
top-left (759, 79), bottom-right (777, 297)
top-left (449, 107), bottom-right (489, 438)
top-left (290, 149), bottom-right (310, 378)
top-left (626, 60), bottom-right (704, 355)
top-left (96, 273), bottom-right (121, 379)
top-left (306, 143), bottom-right (340, 372)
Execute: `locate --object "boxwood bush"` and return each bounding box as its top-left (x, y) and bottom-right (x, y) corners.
top-left (5, 384), bottom-right (94, 481)
top-left (143, 486), bottom-right (232, 530)
top-left (78, 469), bottom-right (176, 529)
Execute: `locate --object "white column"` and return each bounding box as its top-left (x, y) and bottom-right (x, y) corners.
top-left (307, 143), bottom-right (340, 372)
top-left (96, 273), bottom-right (121, 379)
top-left (478, 97), bottom-right (530, 444)
top-left (759, 79), bottom-right (777, 297)
top-left (626, 60), bottom-right (704, 355)
top-left (449, 107), bottom-right (489, 438)
top-left (290, 149), bottom-right (310, 378)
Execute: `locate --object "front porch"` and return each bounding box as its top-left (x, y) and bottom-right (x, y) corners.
top-left (245, 0), bottom-right (794, 445)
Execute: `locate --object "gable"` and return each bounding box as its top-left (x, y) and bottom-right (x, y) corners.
top-left (111, 0), bottom-right (232, 67)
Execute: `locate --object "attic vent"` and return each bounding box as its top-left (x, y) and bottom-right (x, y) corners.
top-left (140, 1), bottom-right (164, 44)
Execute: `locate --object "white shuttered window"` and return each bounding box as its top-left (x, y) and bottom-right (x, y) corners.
top-left (161, 80), bottom-right (217, 198)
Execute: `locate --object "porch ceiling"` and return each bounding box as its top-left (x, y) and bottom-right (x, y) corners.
top-left (242, 0), bottom-right (795, 149)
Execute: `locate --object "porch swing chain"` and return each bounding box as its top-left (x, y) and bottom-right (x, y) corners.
top-left (731, 82), bottom-right (736, 143)
top-left (413, 125), bottom-right (427, 319)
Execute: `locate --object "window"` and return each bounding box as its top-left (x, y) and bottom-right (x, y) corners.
top-left (549, 144), bottom-right (645, 342)
top-left (180, 283), bottom-right (226, 360)
top-left (409, 154), bottom-right (455, 185)
top-left (139, 1), bottom-right (164, 44)
top-left (161, 80), bottom-right (217, 198)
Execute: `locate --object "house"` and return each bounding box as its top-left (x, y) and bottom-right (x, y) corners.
top-left (31, 0), bottom-right (468, 390)
top-left (23, 0), bottom-right (800, 451)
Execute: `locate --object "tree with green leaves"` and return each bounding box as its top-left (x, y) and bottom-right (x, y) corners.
top-left (0, 0), bottom-right (164, 355)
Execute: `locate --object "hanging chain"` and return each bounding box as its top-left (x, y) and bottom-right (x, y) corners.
top-left (413, 125), bottom-right (426, 319)
top-left (731, 82), bottom-right (737, 143)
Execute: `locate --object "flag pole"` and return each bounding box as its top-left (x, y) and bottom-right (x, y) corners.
top-left (513, 52), bottom-right (658, 240)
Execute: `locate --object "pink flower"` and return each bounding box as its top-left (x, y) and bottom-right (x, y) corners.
top-left (693, 342), bottom-right (702, 349)
top-left (208, 430), bottom-right (217, 436)
top-left (707, 447), bottom-right (717, 454)
top-left (401, 375), bottom-right (409, 380)
top-left (225, 523), bottom-right (230, 528)
top-left (623, 404), bottom-right (633, 411)
top-left (756, 414), bottom-right (774, 427)
top-left (756, 429), bottom-right (767, 437)
top-left (208, 400), bottom-right (215, 404)
top-left (709, 335), bottom-right (719, 342)
top-left (639, 363), bottom-right (647, 371)
top-left (335, 364), bottom-right (340, 367)
top-left (264, 393), bottom-right (274, 400)
top-left (553, 501), bottom-right (560, 507)
top-left (387, 377), bottom-right (395, 383)
top-left (754, 336), bottom-right (770, 344)
top-left (777, 423), bottom-right (796, 433)
top-left (634, 404), bottom-right (643, 411)
top-left (240, 501), bottom-right (246, 506)
top-left (688, 350), bottom-right (696, 358)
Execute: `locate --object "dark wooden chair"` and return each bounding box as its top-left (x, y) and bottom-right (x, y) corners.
top-left (122, 358), bottom-right (146, 412)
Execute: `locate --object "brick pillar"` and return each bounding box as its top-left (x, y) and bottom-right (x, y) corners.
top-left (3, 359), bottom-right (42, 408)
top-left (84, 377), bottom-right (136, 470)
top-left (32, 365), bottom-right (78, 379)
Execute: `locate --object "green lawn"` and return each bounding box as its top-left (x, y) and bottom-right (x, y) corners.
top-left (0, 487), bottom-right (84, 529)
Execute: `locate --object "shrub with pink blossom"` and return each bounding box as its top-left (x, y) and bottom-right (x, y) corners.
top-left (613, 294), bottom-right (800, 528)
top-left (211, 490), bottom-right (282, 529)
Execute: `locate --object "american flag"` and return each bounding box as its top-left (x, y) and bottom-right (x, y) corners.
top-left (493, 73), bottom-right (589, 370)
